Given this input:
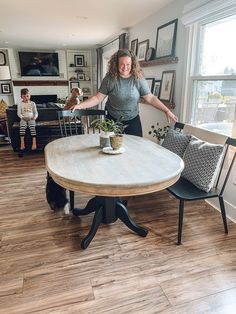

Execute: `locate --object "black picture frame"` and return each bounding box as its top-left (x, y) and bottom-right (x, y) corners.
top-left (137, 39), bottom-right (149, 61)
top-left (145, 78), bottom-right (155, 93)
top-left (0, 51), bottom-right (6, 65)
top-left (130, 39), bottom-right (138, 55)
top-left (77, 73), bottom-right (85, 81)
top-left (69, 81), bottom-right (80, 90)
top-left (1, 83), bottom-right (11, 94)
top-left (153, 80), bottom-right (161, 97)
top-left (159, 71), bottom-right (175, 103)
top-left (155, 19), bottom-right (178, 59)
top-left (74, 55), bottom-right (85, 67)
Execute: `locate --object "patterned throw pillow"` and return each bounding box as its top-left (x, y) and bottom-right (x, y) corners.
top-left (182, 138), bottom-right (224, 192)
top-left (162, 129), bottom-right (192, 157)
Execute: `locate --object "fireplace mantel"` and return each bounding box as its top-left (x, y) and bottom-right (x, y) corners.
top-left (13, 80), bottom-right (68, 86)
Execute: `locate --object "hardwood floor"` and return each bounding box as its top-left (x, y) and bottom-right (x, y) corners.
top-left (1, 147), bottom-right (236, 313)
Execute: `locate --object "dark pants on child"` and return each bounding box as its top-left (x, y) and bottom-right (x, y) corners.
top-left (106, 113), bottom-right (142, 137)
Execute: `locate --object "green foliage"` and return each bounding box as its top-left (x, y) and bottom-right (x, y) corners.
top-left (148, 123), bottom-right (170, 141)
top-left (91, 118), bottom-right (126, 135)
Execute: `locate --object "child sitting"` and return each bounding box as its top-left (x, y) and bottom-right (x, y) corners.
top-left (17, 88), bottom-right (38, 151)
top-left (64, 87), bottom-right (83, 110)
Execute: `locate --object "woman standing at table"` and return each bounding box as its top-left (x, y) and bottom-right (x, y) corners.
top-left (71, 49), bottom-right (177, 137)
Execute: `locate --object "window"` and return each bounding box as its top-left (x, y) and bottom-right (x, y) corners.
top-left (182, 1), bottom-right (236, 137)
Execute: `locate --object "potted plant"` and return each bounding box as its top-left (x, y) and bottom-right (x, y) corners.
top-left (148, 123), bottom-right (170, 145)
top-left (91, 118), bottom-right (125, 148)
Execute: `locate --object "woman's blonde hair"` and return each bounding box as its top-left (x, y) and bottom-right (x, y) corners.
top-left (108, 49), bottom-right (143, 79)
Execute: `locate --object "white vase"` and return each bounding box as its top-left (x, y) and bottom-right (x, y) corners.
top-left (100, 131), bottom-right (114, 148)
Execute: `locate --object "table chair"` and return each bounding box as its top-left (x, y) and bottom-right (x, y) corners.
top-left (58, 109), bottom-right (107, 137)
top-left (166, 122), bottom-right (236, 244)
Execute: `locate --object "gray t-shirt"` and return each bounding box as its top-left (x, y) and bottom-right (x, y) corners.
top-left (99, 74), bottom-right (150, 120)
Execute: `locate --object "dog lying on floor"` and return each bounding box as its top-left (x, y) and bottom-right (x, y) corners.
top-left (46, 173), bottom-right (70, 215)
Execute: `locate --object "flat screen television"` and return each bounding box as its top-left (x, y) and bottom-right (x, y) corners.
top-left (18, 51), bottom-right (60, 76)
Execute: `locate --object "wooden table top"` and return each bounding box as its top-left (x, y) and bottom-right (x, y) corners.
top-left (45, 134), bottom-right (184, 197)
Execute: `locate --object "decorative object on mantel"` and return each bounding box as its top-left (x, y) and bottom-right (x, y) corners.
top-left (155, 18), bottom-right (178, 59)
top-left (159, 70), bottom-right (176, 103)
top-left (148, 123), bottom-right (170, 145)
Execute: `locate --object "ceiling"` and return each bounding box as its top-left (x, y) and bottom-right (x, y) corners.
top-left (0, 0), bottom-right (175, 50)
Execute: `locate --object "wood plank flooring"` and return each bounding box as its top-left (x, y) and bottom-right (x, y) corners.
top-left (1, 147), bottom-right (236, 313)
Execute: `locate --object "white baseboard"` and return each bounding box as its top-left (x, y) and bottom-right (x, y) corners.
top-left (206, 199), bottom-right (236, 223)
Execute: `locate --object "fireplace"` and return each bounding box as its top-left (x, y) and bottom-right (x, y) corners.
top-left (30, 94), bottom-right (57, 104)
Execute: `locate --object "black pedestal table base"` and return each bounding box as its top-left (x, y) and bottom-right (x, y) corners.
top-left (72, 196), bottom-right (148, 249)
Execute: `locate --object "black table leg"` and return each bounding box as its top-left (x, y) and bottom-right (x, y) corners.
top-left (72, 196), bottom-right (148, 249)
top-left (81, 206), bottom-right (103, 249)
top-left (116, 200), bottom-right (148, 237)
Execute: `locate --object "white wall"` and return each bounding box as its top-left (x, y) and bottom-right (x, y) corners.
top-left (129, 0), bottom-right (189, 141)
top-left (129, 0), bottom-right (236, 222)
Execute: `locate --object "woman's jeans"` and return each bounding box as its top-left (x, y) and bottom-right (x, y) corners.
top-left (106, 113), bottom-right (143, 137)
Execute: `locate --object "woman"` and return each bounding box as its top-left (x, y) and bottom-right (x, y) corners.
top-left (71, 49), bottom-right (177, 136)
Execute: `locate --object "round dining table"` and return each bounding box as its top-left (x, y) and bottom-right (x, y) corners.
top-left (45, 134), bottom-right (184, 249)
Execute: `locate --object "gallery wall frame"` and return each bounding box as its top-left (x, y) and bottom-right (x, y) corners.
top-left (1, 83), bottom-right (11, 94)
top-left (137, 39), bottom-right (149, 61)
top-left (74, 54), bottom-right (85, 67)
top-left (130, 39), bottom-right (138, 55)
top-left (153, 80), bottom-right (161, 98)
top-left (159, 71), bottom-right (175, 103)
top-left (0, 51), bottom-right (6, 65)
top-left (155, 19), bottom-right (178, 59)
top-left (145, 78), bottom-right (155, 93)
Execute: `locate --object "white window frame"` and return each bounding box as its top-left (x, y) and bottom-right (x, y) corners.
top-left (181, 0), bottom-right (236, 134)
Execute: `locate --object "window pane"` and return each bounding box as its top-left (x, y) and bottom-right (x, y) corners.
top-left (192, 80), bottom-right (236, 136)
top-left (199, 16), bottom-right (236, 75)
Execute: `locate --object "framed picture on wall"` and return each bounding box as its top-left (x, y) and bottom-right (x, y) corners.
top-left (77, 73), bottom-right (85, 81)
top-left (145, 78), bottom-right (155, 93)
top-left (159, 71), bottom-right (175, 102)
top-left (153, 80), bottom-right (161, 97)
top-left (155, 19), bottom-right (178, 59)
top-left (130, 39), bottom-right (138, 55)
top-left (137, 39), bottom-right (149, 61)
top-left (1, 83), bottom-right (11, 94)
top-left (74, 55), bottom-right (85, 67)
top-left (0, 51), bottom-right (6, 65)
top-left (69, 81), bottom-right (80, 90)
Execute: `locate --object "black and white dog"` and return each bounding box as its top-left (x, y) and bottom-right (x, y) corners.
top-left (46, 173), bottom-right (70, 214)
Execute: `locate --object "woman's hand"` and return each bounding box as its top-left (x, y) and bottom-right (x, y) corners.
top-left (165, 109), bottom-right (178, 123)
top-left (70, 104), bottom-right (82, 112)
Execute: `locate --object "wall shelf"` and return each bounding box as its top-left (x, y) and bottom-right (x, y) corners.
top-left (13, 80), bottom-right (68, 86)
top-left (139, 56), bottom-right (178, 67)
